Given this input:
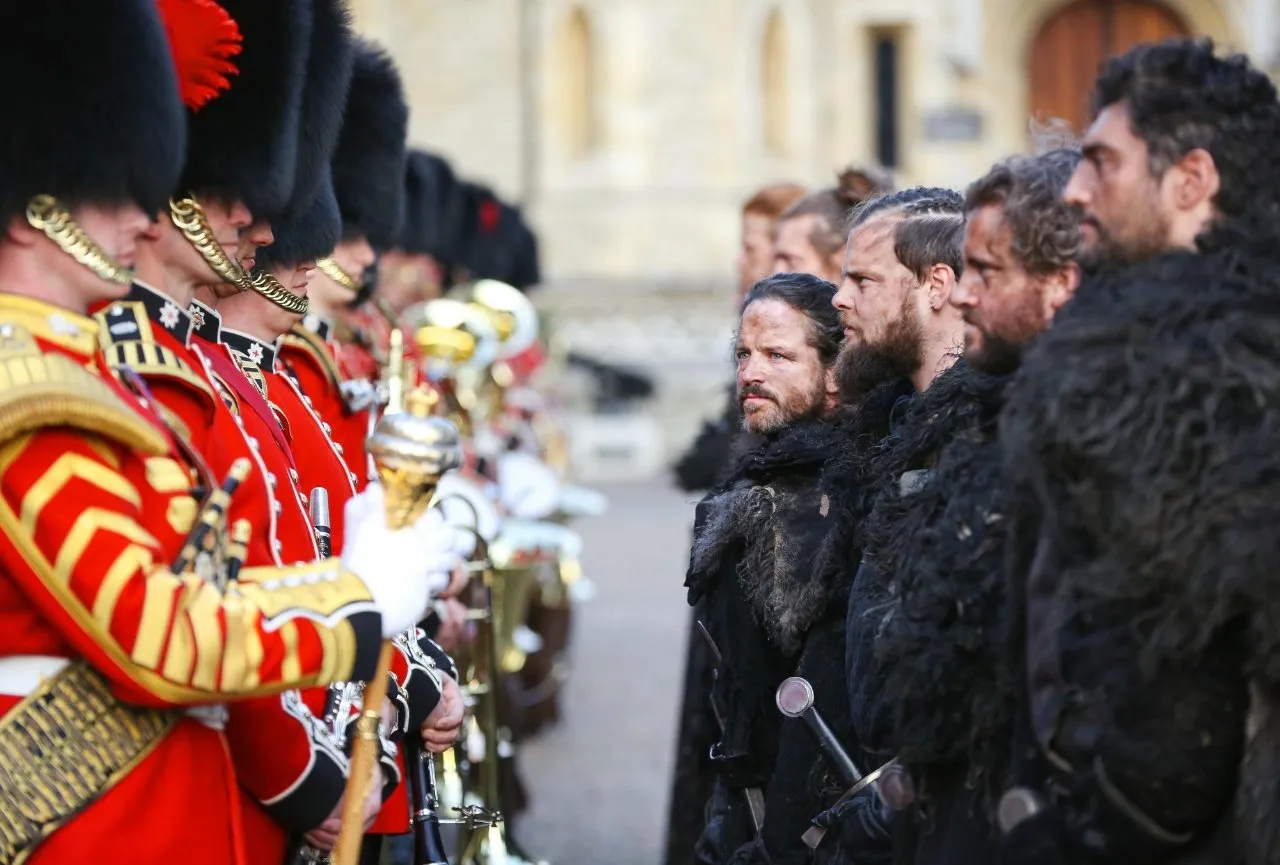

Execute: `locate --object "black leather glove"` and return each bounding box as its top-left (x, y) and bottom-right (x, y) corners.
top-left (812, 791), bottom-right (894, 864)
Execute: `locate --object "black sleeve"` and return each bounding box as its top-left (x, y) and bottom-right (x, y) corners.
top-left (845, 556), bottom-right (898, 762)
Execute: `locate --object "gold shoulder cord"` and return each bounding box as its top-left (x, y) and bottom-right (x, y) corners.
top-left (248, 270), bottom-right (309, 316)
top-left (316, 257), bottom-right (362, 293)
top-left (168, 197), bottom-right (253, 291)
top-left (25, 196), bottom-right (132, 286)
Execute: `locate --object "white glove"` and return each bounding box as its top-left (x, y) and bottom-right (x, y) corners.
top-left (343, 484), bottom-right (462, 638)
top-left (496, 452), bottom-right (560, 519)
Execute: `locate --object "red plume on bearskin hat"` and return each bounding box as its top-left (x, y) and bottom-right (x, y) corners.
top-left (0, 1), bottom-right (186, 226)
top-left (179, 0), bottom-right (311, 220)
top-left (256, 0), bottom-right (354, 268)
top-left (154, 0), bottom-right (243, 110)
top-left (331, 41), bottom-right (410, 251)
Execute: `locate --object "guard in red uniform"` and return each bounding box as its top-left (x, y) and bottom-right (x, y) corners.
top-left (0, 5), bottom-right (450, 863)
top-left (284, 42), bottom-right (414, 489)
top-left (93, 2), bottom-right (374, 861)
top-left (216, 40), bottom-right (469, 852)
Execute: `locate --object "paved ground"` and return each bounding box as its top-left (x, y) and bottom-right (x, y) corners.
top-left (513, 479), bottom-right (700, 865)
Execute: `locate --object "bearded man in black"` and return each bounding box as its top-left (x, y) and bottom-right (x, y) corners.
top-left (996, 39), bottom-right (1280, 865)
top-left (687, 271), bottom-right (850, 865)
top-left (822, 150), bottom-right (1083, 865)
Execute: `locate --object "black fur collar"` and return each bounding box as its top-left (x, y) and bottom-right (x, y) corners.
top-left (687, 420), bottom-right (843, 653)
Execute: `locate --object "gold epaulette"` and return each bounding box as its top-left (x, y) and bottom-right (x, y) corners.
top-left (0, 322), bottom-right (168, 455)
top-left (282, 326), bottom-right (343, 390)
top-left (95, 304), bottom-right (215, 404)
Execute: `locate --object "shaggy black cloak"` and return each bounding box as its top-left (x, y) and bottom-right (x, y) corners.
top-left (997, 234), bottom-right (1280, 865)
top-left (666, 385), bottom-right (762, 865)
top-left (684, 404), bottom-right (897, 865)
top-left (832, 360), bottom-right (1013, 865)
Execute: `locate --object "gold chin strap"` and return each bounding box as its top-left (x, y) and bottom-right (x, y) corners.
top-left (316, 256), bottom-right (363, 292)
top-left (249, 269), bottom-right (310, 315)
top-left (169, 196), bottom-right (253, 291)
top-left (25, 195), bottom-right (133, 286)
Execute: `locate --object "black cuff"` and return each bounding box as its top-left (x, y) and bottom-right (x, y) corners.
top-left (347, 609), bottom-right (383, 682)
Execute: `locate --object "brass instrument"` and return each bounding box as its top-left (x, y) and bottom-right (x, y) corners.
top-left (404, 297), bottom-right (502, 438)
top-left (456, 528), bottom-right (546, 865)
top-left (446, 280), bottom-right (539, 419)
top-left (333, 391), bottom-right (463, 865)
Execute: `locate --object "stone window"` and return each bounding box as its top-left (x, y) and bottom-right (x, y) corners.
top-left (552, 6), bottom-right (598, 158)
top-left (762, 7), bottom-right (790, 155)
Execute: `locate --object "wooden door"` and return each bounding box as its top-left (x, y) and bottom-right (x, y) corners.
top-left (1028, 0), bottom-right (1189, 134)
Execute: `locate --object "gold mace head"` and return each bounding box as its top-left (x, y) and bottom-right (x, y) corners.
top-left (367, 389), bottom-right (463, 530)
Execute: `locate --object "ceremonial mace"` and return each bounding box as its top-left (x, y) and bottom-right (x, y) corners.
top-left (332, 389), bottom-right (463, 865)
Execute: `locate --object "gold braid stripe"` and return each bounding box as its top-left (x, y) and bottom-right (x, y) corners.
top-left (249, 271), bottom-right (310, 316)
top-left (169, 197), bottom-right (252, 291)
top-left (25, 196), bottom-right (132, 286)
top-left (0, 660), bottom-right (177, 865)
top-left (316, 257), bottom-right (362, 293)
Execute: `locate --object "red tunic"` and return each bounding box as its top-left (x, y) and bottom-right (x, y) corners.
top-left (279, 319), bottom-right (370, 490)
top-left (94, 292), bottom-right (355, 862)
top-left (0, 294), bottom-right (382, 865)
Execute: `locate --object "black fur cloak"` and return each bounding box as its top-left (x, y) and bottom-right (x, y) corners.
top-left (998, 234), bottom-right (1280, 864)
top-left (835, 361), bottom-right (1014, 865)
top-left (683, 417), bottom-right (866, 865)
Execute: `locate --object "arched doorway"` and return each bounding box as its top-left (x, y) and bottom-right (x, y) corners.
top-left (1028, 0), bottom-right (1189, 134)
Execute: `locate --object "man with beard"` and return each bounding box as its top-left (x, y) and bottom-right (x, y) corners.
top-left (685, 271), bottom-right (846, 865)
top-left (994, 39), bottom-right (1280, 865)
top-left (811, 185), bottom-right (969, 610)
top-left (794, 186), bottom-right (965, 863)
top-left (818, 151), bottom-right (1082, 865)
top-left (667, 182), bottom-right (807, 865)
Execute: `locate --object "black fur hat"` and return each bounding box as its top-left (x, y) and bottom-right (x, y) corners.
top-left (400, 150), bottom-right (471, 264)
top-left (180, 0), bottom-right (311, 220)
top-left (459, 187), bottom-right (541, 289)
top-left (255, 174), bottom-right (342, 268)
top-left (256, 0), bottom-right (352, 268)
top-left (0, 1), bottom-right (186, 226)
top-left (331, 41), bottom-right (409, 250)
top-left (285, 0), bottom-right (354, 222)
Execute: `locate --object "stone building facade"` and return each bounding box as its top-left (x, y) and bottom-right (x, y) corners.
top-left (349, 0), bottom-right (1276, 476)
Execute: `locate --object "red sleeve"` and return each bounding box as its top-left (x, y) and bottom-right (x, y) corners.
top-left (0, 427), bottom-right (383, 707)
top-left (226, 688), bottom-right (347, 831)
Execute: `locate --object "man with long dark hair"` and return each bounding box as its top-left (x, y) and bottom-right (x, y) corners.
top-left (685, 271), bottom-right (846, 865)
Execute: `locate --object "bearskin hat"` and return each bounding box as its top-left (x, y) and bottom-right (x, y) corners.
top-left (0, 1), bottom-right (186, 227)
top-left (256, 176), bottom-right (342, 269)
top-left (179, 0), bottom-right (311, 220)
top-left (255, 0), bottom-right (353, 268)
top-left (331, 41), bottom-right (409, 250)
top-left (400, 150), bottom-right (473, 266)
top-left (285, 0), bottom-right (354, 222)
top-left (460, 187), bottom-right (541, 289)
